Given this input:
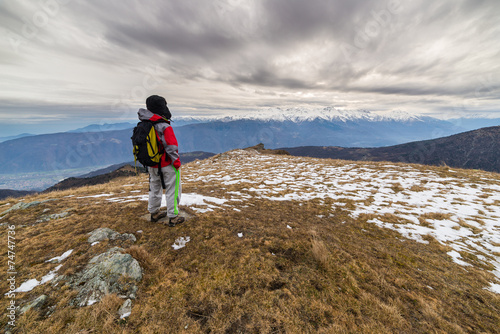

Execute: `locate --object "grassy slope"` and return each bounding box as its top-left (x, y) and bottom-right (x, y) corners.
top-left (0, 151), bottom-right (499, 333)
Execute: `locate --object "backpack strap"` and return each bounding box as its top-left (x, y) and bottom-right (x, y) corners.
top-left (158, 162), bottom-right (166, 189)
top-left (153, 120), bottom-right (167, 189)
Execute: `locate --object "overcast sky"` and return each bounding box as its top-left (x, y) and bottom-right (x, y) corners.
top-left (1, 0), bottom-right (499, 135)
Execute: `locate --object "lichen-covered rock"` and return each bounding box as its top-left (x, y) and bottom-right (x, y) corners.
top-left (36, 210), bottom-right (71, 223)
top-left (19, 295), bottom-right (48, 314)
top-left (87, 228), bottom-right (136, 244)
top-left (0, 199), bottom-right (55, 216)
top-left (120, 233), bottom-right (137, 243)
top-left (70, 247), bottom-right (142, 307)
top-left (87, 228), bottom-right (120, 243)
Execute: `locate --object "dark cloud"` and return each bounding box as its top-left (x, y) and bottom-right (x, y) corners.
top-left (233, 68), bottom-right (318, 90)
top-left (347, 84), bottom-right (471, 97)
top-left (0, 0), bottom-right (499, 129)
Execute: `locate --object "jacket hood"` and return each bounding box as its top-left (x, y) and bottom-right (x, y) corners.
top-left (138, 108), bottom-right (168, 122)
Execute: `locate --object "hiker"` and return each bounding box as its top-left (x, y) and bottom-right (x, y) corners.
top-left (138, 95), bottom-right (185, 226)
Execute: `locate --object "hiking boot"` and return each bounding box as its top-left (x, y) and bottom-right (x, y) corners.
top-left (150, 211), bottom-right (167, 222)
top-left (168, 216), bottom-right (185, 227)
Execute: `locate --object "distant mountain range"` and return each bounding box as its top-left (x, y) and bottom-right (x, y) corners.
top-left (1, 125), bottom-right (498, 195)
top-left (67, 122), bottom-right (135, 133)
top-left (55, 107), bottom-right (500, 135)
top-left (0, 130), bottom-right (131, 174)
top-left (0, 133), bottom-right (35, 143)
top-left (174, 107), bottom-right (499, 128)
top-left (43, 151), bottom-right (216, 193)
top-left (66, 118), bottom-right (204, 133)
top-left (284, 126), bottom-right (500, 173)
top-left (42, 164), bottom-right (138, 193)
top-left (73, 151), bottom-right (215, 179)
top-left (0, 108), bottom-right (498, 175)
top-left (0, 151), bottom-right (217, 198)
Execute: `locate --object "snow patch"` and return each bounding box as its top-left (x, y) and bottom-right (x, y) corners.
top-left (447, 251), bottom-right (471, 267)
top-left (46, 249), bottom-right (73, 263)
top-left (87, 299), bottom-right (98, 306)
top-left (120, 311), bottom-right (131, 319)
top-left (77, 193), bottom-right (114, 198)
top-left (14, 279), bottom-right (40, 293)
top-left (10, 264), bottom-right (64, 293)
top-left (172, 237), bottom-right (190, 250)
top-left (182, 193), bottom-right (228, 206)
top-left (485, 283), bottom-right (500, 294)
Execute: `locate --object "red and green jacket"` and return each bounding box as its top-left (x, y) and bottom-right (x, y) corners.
top-left (138, 108), bottom-right (181, 169)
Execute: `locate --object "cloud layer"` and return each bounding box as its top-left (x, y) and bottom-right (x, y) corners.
top-left (0, 0), bottom-right (499, 133)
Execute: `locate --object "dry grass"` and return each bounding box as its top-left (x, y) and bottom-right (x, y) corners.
top-left (455, 219), bottom-right (483, 235)
top-left (418, 212), bottom-right (454, 227)
top-left (409, 184), bottom-right (427, 192)
top-left (310, 232), bottom-right (330, 269)
top-left (0, 156), bottom-right (499, 333)
top-left (390, 183), bottom-right (405, 193)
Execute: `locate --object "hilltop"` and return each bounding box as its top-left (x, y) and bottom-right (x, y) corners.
top-left (285, 126), bottom-right (500, 173)
top-left (1, 150), bottom-right (499, 333)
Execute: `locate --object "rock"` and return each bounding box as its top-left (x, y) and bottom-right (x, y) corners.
top-left (19, 295), bottom-right (48, 314)
top-left (87, 228), bottom-right (120, 243)
top-left (36, 210), bottom-right (71, 223)
top-left (52, 275), bottom-right (67, 286)
top-left (245, 143), bottom-right (290, 155)
top-left (70, 247), bottom-right (142, 307)
top-left (0, 202), bottom-right (36, 216)
top-left (0, 199), bottom-right (56, 216)
top-left (44, 305), bottom-right (56, 317)
top-left (121, 233), bottom-right (137, 242)
top-left (118, 299), bottom-right (132, 319)
top-left (87, 228), bottom-right (136, 243)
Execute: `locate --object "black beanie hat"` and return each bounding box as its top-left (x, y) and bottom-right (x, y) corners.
top-left (146, 95), bottom-right (172, 119)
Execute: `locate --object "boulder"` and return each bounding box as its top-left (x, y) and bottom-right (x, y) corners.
top-left (70, 247), bottom-right (142, 307)
top-left (1, 201), bottom-right (38, 216)
top-left (19, 295), bottom-right (48, 314)
top-left (0, 199), bottom-right (56, 216)
top-left (87, 228), bottom-right (136, 244)
top-left (36, 210), bottom-right (72, 223)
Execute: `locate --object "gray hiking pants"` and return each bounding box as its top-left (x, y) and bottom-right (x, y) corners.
top-left (148, 165), bottom-right (182, 218)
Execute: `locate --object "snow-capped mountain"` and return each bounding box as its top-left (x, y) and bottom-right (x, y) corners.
top-left (1, 107), bottom-right (498, 180)
top-left (0, 109), bottom-right (468, 177)
top-left (170, 107), bottom-right (460, 153)
top-left (175, 107), bottom-right (424, 124)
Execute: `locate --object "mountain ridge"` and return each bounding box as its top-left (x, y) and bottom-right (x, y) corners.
top-left (283, 126), bottom-right (500, 173)
top-left (0, 114), bottom-right (497, 176)
top-left (0, 133), bottom-right (35, 143)
top-left (174, 107), bottom-right (499, 125)
top-left (176, 107), bottom-right (425, 123)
